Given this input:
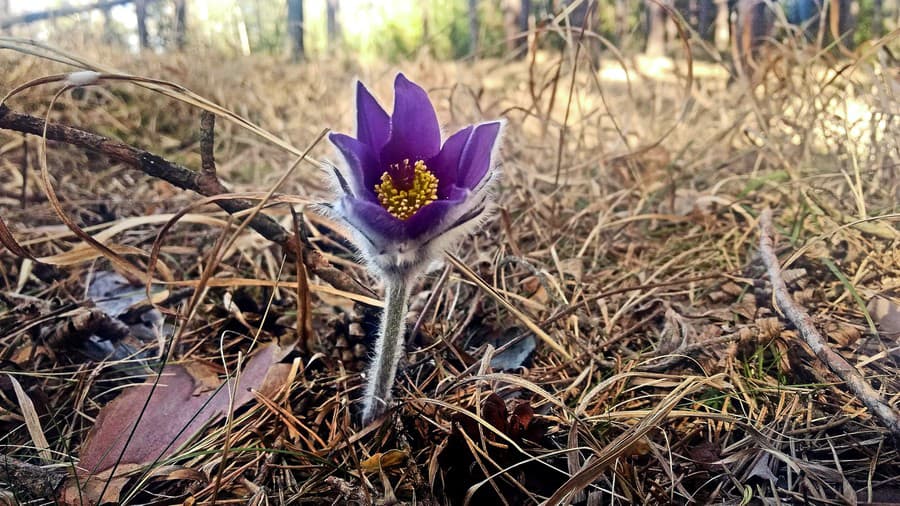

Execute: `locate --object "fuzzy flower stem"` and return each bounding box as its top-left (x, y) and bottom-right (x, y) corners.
top-left (326, 75), bottom-right (503, 425)
top-left (362, 275), bottom-right (411, 424)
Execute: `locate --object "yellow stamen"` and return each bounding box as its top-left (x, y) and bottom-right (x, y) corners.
top-left (374, 159), bottom-right (439, 220)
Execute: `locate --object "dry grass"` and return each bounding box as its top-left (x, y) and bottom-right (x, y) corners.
top-left (0, 26), bottom-right (899, 505)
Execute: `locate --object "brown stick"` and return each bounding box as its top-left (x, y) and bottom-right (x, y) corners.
top-left (758, 207), bottom-right (900, 438)
top-left (290, 207), bottom-right (315, 352)
top-left (198, 111), bottom-right (218, 183)
top-left (0, 104), bottom-right (373, 299)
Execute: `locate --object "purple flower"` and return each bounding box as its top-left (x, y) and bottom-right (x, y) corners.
top-left (327, 74), bottom-right (502, 275)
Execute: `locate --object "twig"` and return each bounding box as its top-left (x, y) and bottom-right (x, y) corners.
top-left (198, 110), bottom-right (218, 184)
top-left (0, 104), bottom-right (373, 299)
top-left (0, 454), bottom-right (67, 500)
top-left (19, 134), bottom-right (29, 209)
top-left (290, 207), bottom-right (314, 352)
top-left (758, 207), bottom-right (900, 439)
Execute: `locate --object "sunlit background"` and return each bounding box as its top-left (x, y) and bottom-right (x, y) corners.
top-left (3, 0), bottom-right (513, 59)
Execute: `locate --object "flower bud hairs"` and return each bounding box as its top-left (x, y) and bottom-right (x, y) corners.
top-left (322, 74), bottom-right (503, 424)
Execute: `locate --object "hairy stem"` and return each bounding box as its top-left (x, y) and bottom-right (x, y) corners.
top-left (362, 276), bottom-right (411, 424)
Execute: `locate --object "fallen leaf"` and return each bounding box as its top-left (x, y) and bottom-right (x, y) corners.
top-left (557, 258), bottom-right (583, 284)
top-left (88, 271), bottom-right (151, 317)
top-left (745, 452), bottom-right (778, 482)
top-left (360, 449), bottom-right (408, 473)
top-left (624, 437), bottom-right (651, 458)
top-left (60, 464), bottom-right (206, 506)
top-left (482, 393), bottom-right (509, 435)
top-left (62, 342), bottom-right (291, 505)
top-left (182, 360), bottom-right (225, 395)
top-left (868, 295), bottom-right (900, 339)
top-left (686, 440), bottom-right (722, 469)
top-left (858, 485), bottom-right (900, 504)
top-left (508, 402), bottom-right (534, 439)
top-left (59, 463), bottom-right (142, 506)
top-left (489, 332), bottom-right (536, 371)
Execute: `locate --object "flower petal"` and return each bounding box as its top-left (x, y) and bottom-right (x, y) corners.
top-left (402, 186), bottom-right (468, 239)
top-left (329, 133), bottom-right (381, 198)
top-left (342, 197), bottom-right (404, 244)
top-left (428, 125), bottom-right (473, 197)
top-left (343, 186), bottom-right (469, 244)
top-left (380, 74), bottom-right (441, 166)
top-left (355, 81), bottom-right (390, 152)
top-left (458, 121), bottom-right (502, 190)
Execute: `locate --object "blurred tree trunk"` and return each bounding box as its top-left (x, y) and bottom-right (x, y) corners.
top-left (102, 5), bottom-right (116, 43)
top-left (894, 0), bottom-right (900, 35)
top-left (1, 0), bottom-right (133, 31)
top-left (714, 0), bottom-right (729, 50)
top-left (135, 0), bottom-right (149, 49)
top-left (567, 0), bottom-right (597, 30)
top-left (566, 0), bottom-right (599, 63)
top-left (469, 0), bottom-right (479, 55)
top-left (872, 0), bottom-right (883, 37)
top-left (645, 0), bottom-right (670, 55)
top-left (288, 0), bottom-right (304, 62)
top-left (503, 0), bottom-right (530, 55)
top-left (830, 0), bottom-right (854, 49)
top-left (327, 0), bottom-right (341, 52)
top-left (615, 0), bottom-right (628, 44)
top-left (236, 2), bottom-right (251, 55)
top-left (422, 6), bottom-right (430, 45)
top-left (698, 0), bottom-right (716, 40)
top-left (174, 0), bottom-right (186, 50)
top-left (682, 0), bottom-right (698, 27)
top-left (733, 0), bottom-right (774, 79)
top-left (0, 1), bottom-right (7, 36)
top-left (784, 0), bottom-right (855, 50)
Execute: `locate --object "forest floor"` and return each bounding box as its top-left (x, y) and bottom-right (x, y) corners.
top-left (0, 35), bottom-right (899, 505)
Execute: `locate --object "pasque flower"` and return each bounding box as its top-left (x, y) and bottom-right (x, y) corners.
top-left (325, 74), bottom-right (502, 423)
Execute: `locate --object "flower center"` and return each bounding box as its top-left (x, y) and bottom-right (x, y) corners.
top-left (374, 159), bottom-right (439, 220)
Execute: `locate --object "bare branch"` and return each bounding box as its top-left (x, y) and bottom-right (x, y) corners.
top-left (758, 207), bottom-right (900, 439)
top-left (198, 111), bottom-right (218, 182)
top-left (0, 104), bottom-right (374, 299)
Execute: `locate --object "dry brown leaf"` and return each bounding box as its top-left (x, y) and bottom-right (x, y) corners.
top-left (828, 322), bottom-right (862, 347)
top-left (482, 393), bottom-right (509, 435)
top-left (868, 295), bottom-right (900, 339)
top-left (59, 463), bottom-right (142, 506)
top-left (59, 464), bottom-right (206, 506)
top-left (521, 276), bottom-right (550, 305)
top-left (557, 258), bottom-right (583, 284)
top-left (182, 360), bottom-right (225, 395)
top-left (62, 342), bottom-right (291, 505)
top-left (508, 402), bottom-right (535, 439)
top-left (756, 317), bottom-right (784, 341)
top-left (360, 449), bottom-right (408, 473)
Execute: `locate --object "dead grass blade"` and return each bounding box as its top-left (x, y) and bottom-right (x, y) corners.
top-left (543, 374), bottom-right (726, 505)
top-left (6, 374), bottom-right (52, 463)
top-left (446, 251), bottom-right (572, 360)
